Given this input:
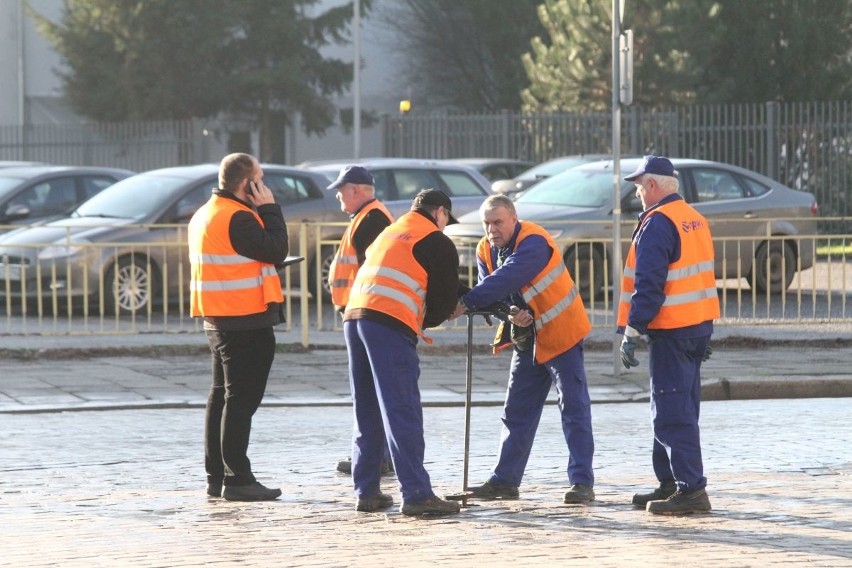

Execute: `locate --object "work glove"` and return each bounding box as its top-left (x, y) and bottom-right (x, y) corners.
top-left (702, 343), bottom-right (713, 362)
top-left (482, 301), bottom-right (512, 323)
top-left (620, 325), bottom-right (645, 369)
top-left (508, 306), bottom-right (534, 352)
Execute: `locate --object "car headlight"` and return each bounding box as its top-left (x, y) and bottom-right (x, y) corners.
top-left (37, 239), bottom-right (91, 260)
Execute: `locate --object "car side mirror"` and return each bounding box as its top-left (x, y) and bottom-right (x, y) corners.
top-left (3, 203), bottom-right (31, 221)
top-left (491, 179), bottom-right (516, 194)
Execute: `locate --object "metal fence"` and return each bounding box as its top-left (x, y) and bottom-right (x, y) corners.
top-left (381, 101), bottom-right (852, 221)
top-left (0, 119), bottom-right (217, 172)
top-left (1, 221), bottom-right (849, 342)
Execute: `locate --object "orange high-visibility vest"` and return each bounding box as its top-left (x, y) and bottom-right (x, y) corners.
top-left (188, 195), bottom-right (283, 317)
top-left (329, 200), bottom-right (393, 309)
top-left (617, 199), bottom-right (720, 329)
top-left (477, 222), bottom-right (591, 365)
top-left (346, 211), bottom-right (435, 342)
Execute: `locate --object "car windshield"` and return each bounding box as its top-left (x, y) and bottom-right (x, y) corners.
top-left (74, 174), bottom-right (189, 220)
top-left (515, 168), bottom-right (623, 208)
top-left (0, 176), bottom-right (23, 198)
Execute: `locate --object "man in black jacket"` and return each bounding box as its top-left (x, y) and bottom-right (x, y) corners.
top-left (188, 153), bottom-right (288, 502)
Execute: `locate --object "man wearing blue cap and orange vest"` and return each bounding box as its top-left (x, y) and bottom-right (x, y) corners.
top-left (344, 188), bottom-right (463, 517)
top-left (618, 155), bottom-right (720, 515)
top-left (325, 165), bottom-right (395, 477)
top-left (188, 153), bottom-right (288, 502)
top-left (456, 194), bottom-right (596, 506)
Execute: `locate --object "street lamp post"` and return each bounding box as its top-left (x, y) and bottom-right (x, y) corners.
top-left (353, 0), bottom-right (361, 159)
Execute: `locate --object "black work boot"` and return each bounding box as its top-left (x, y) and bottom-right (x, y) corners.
top-left (356, 492), bottom-right (394, 512)
top-left (468, 480), bottom-right (520, 500)
top-left (400, 496), bottom-right (461, 517)
top-left (646, 488), bottom-right (712, 515)
top-left (562, 484), bottom-right (595, 504)
top-left (222, 481), bottom-right (282, 502)
top-left (632, 481), bottom-right (677, 508)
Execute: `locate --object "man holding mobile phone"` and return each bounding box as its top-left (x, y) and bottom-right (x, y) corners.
top-left (188, 153), bottom-right (288, 501)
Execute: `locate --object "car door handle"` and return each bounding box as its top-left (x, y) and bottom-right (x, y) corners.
top-left (743, 212), bottom-right (758, 219)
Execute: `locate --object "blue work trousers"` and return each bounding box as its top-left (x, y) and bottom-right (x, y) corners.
top-left (489, 342), bottom-right (595, 487)
top-left (648, 334), bottom-right (710, 491)
top-left (344, 318), bottom-right (435, 503)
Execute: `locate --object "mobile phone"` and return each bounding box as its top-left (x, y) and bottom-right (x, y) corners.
top-left (246, 180), bottom-right (257, 196)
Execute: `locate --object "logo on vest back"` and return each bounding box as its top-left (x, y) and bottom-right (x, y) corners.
top-left (681, 219), bottom-right (705, 232)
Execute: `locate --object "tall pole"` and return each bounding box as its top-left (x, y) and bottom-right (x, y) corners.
top-left (353, 0), bottom-right (361, 159)
top-left (611, 0), bottom-right (623, 378)
top-left (17, 0), bottom-right (26, 127)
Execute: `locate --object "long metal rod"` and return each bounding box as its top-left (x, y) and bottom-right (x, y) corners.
top-left (462, 312), bottom-right (474, 492)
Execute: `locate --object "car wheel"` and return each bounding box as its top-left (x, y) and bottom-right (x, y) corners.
top-left (750, 240), bottom-right (796, 294)
top-left (105, 255), bottom-right (158, 314)
top-left (563, 244), bottom-right (604, 301)
top-left (307, 245), bottom-right (335, 302)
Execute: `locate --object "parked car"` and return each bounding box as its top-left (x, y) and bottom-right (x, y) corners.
top-left (442, 158), bottom-right (536, 183)
top-left (0, 164), bottom-right (345, 314)
top-left (490, 154), bottom-right (614, 196)
top-left (446, 158), bottom-right (819, 297)
top-left (0, 165), bottom-right (134, 233)
top-left (305, 158), bottom-right (495, 292)
top-left (305, 157), bottom-right (494, 217)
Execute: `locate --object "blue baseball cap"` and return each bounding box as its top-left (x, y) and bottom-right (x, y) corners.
top-left (624, 156), bottom-right (676, 181)
top-left (327, 165), bottom-right (374, 190)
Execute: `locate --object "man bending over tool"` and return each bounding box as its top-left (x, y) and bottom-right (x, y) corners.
top-left (453, 194), bottom-right (596, 504)
top-left (344, 189), bottom-right (463, 517)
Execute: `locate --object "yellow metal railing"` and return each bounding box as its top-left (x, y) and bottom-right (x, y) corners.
top-left (1, 220), bottom-right (850, 341)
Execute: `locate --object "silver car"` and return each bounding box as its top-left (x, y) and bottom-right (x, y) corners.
top-left (0, 165), bottom-right (134, 232)
top-left (446, 158), bottom-right (819, 297)
top-left (0, 164), bottom-right (344, 314)
top-left (304, 157), bottom-right (494, 217)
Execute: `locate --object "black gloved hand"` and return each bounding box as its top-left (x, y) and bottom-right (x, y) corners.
top-left (702, 343), bottom-right (713, 362)
top-left (620, 335), bottom-right (641, 369)
top-left (481, 301), bottom-right (512, 323)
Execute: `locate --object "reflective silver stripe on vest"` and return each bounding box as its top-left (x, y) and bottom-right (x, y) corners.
top-left (666, 260), bottom-right (714, 281)
top-left (189, 252), bottom-right (255, 265)
top-left (661, 286), bottom-right (718, 307)
top-left (190, 275), bottom-right (263, 292)
top-left (353, 283), bottom-right (421, 316)
top-left (535, 285), bottom-right (578, 330)
top-left (357, 266), bottom-right (426, 301)
top-left (620, 261), bottom-right (713, 304)
top-left (521, 261), bottom-right (565, 305)
top-left (334, 253), bottom-right (358, 266)
top-left (190, 267), bottom-right (277, 292)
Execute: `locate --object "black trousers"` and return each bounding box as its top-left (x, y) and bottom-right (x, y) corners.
top-left (204, 327), bottom-right (276, 486)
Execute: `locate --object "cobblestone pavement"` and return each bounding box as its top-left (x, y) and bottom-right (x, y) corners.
top-left (2, 341), bottom-right (851, 413)
top-left (1, 324), bottom-right (850, 566)
top-left (1, 399), bottom-right (850, 567)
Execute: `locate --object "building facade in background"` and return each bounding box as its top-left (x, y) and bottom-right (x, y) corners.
top-left (0, 0), bottom-right (407, 164)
